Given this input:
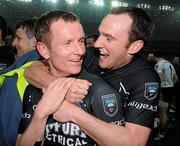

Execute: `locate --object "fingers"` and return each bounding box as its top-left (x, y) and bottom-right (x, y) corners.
top-left (65, 78), bottom-right (92, 103)
top-left (66, 94), bottom-right (86, 103)
top-left (75, 79), bottom-right (92, 90)
top-left (36, 78), bottom-right (75, 117)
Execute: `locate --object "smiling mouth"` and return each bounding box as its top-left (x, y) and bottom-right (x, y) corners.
top-left (100, 51), bottom-right (109, 60)
top-left (70, 58), bottom-right (83, 65)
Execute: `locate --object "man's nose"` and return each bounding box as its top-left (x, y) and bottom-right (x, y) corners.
top-left (94, 36), bottom-right (101, 48)
top-left (12, 38), bottom-right (17, 48)
top-left (75, 43), bottom-right (85, 55)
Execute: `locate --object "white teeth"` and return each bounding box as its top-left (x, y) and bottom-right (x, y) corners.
top-left (72, 60), bottom-right (80, 62)
top-left (100, 52), bottom-right (108, 56)
top-left (99, 50), bottom-right (108, 56)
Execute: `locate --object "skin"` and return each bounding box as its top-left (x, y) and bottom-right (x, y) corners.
top-left (86, 37), bottom-right (95, 48)
top-left (94, 14), bottom-right (143, 70)
top-left (148, 53), bottom-right (155, 62)
top-left (12, 27), bottom-right (36, 57)
top-left (17, 20), bottom-right (92, 146)
top-left (25, 13), bottom-right (150, 146)
top-left (52, 13), bottom-right (150, 146)
top-left (40, 20), bottom-right (85, 77)
top-left (173, 57), bottom-right (179, 65)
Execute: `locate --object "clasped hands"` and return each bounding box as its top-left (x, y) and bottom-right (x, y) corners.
top-left (35, 77), bottom-right (92, 122)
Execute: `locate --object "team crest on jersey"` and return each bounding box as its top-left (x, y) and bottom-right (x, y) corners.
top-left (102, 94), bottom-right (118, 117)
top-left (144, 82), bottom-right (159, 100)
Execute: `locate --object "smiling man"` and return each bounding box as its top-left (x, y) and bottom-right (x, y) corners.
top-left (16, 10), bottom-right (124, 146)
top-left (24, 7), bottom-right (160, 146)
top-left (0, 18), bottom-right (41, 146)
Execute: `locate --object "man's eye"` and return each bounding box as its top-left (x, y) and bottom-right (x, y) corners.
top-left (106, 37), bottom-right (112, 41)
top-left (17, 37), bottom-right (21, 40)
top-left (80, 39), bottom-right (85, 44)
top-left (64, 41), bottom-right (71, 45)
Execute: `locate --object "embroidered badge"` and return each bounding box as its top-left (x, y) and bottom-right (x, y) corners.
top-left (144, 82), bottom-right (159, 100)
top-left (102, 94), bottom-right (118, 117)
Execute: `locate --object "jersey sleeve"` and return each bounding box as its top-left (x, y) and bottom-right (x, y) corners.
top-left (84, 81), bottom-right (125, 126)
top-left (124, 72), bottom-right (160, 128)
top-left (155, 62), bottom-right (163, 74)
top-left (18, 85), bottom-right (41, 134)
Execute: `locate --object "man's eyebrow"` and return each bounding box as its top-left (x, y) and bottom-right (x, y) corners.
top-left (102, 32), bottom-right (115, 40)
top-left (79, 36), bottom-right (85, 41)
top-left (15, 34), bottom-right (20, 38)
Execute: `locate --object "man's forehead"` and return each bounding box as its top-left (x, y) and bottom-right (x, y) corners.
top-left (101, 14), bottom-right (131, 26)
top-left (16, 27), bottom-right (27, 35)
top-left (50, 20), bottom-right (85, 41)
top-left (99, 14), bottom-right (132, 37)
top-left (51, 20), bottom-right (83, 31)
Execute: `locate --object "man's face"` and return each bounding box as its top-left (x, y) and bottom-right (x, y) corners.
top-left (45, 20), bottom-right (85, 77)
top-left (148, 54), bottom-right (154, 62)
top-left (86, 37), bottom-right (95, 48)
top-left (173, 57), bottom-right (179, 65)
top-left (12, 27), bottom-right (35, 57)
top-left (94, 13), bottom-right (133, 69)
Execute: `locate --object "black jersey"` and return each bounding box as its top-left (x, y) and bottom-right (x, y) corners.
top-left (85, 55), bottom-right (160, 128)
top-left (19, 68), bottom-right (124, 146)
top-left (0, 45), bottom-right (15, 70)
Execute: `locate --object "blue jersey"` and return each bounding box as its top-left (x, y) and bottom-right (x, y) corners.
top-left (0, 49), bottom-right (41, 146)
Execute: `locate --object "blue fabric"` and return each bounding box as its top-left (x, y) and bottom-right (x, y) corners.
top-left (0, 49), bottom-right (40, 146)
top-left (0, 49), bottom-right (40, 75)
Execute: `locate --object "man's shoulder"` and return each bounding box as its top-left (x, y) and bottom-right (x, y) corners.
top-left (16, 49), bottom-right (40, 63)
top-left (0, 75), bottom-right (20, 101)
top-left (122, 58), bottom-right (160, 84)
top-left (80, 68), bottom-right (105, 83)
top-left (158, 59), bottom-right (169, 66)
top-left (80, 69), bottom-right (116, 90)
top-left (122, 57), bottom-right (158, 77)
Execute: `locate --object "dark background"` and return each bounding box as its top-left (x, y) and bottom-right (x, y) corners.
top-left (1, 0), bottom-right (180, 56)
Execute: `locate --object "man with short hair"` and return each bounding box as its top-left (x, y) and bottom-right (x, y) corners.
top-left (147, 53), bottom-right (156, 67)
top-left (12, 18), bottom-right (37, 58)
top-left (153, 52), bottom-right (178, 140)
top-left (16, 10), bottom-right (124, 146)
top-left (0, 18), bottom-right (41, 145)
top-left (85, 33), bottom-right (99, 48)
top-left (25, 7), bottom-right (160, 146)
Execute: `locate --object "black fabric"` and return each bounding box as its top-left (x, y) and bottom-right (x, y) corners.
top-left (161, 87), bottom-right (174, 104)
top-left (19, 68), bottom-right (124, 146)
top-left (174, 64), bottom-right (180, 120)
top-left (83, 47), bottom-right (99, 74)
top-left (0, 45), bottom-right (16, 69)
top-left (85, 55), bottom-right (160, 128)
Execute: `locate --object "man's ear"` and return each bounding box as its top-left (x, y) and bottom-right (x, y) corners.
top-left (31, 37), bottom-right (37, 48)
top-left (36, 42), bottom-right (50, 59)
top-left (127, 40), bottom-right (144, 54)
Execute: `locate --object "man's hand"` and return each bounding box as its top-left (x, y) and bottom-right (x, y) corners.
top-left (53, 100), bottom-right (80, 123)
top-left (65, 79), bottom-right (92, 103)
top-left (35, 78), bottom-right (75, 119)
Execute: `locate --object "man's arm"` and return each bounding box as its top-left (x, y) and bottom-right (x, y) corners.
top-left (24, 61), bottom-right (92, 101)
top-left (16, 78), bottom-right (74, 146)
top-left (24, 61), bottom-right (56, 89)
top-left (16, 112), bottom-right (48, 146)
top-left (53, 101), bottom-right (151, 146)
top-left (157, 71), bottom-right (164, 82)
top-left (173, 72), bottom-right (178, 84)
